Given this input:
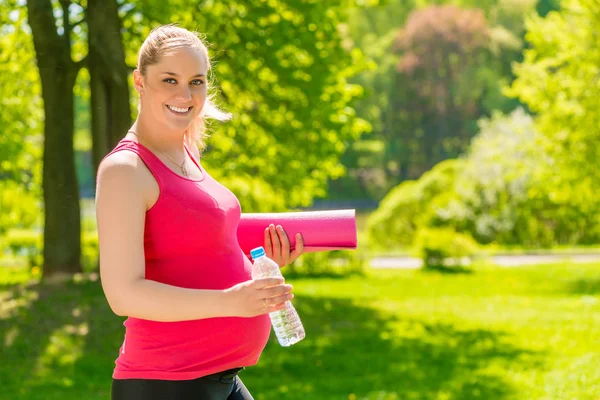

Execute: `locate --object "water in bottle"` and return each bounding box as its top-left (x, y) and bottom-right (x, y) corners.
top-left (250, 246), bottom-right (306, 347)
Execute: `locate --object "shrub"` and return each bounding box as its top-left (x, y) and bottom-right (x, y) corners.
top-left (434, 108), bottom-right (600, 247)
top-left (366, 159), bottom-right (463, 251)
top-left (4, 229), bottom-right (42, 268)
top-left (0, 180), bottom-right (40, 237)
top-left (82, 231), bottom-right (99, 272)
top-left (413, 227), bottom-right (479, 270)
top-left (284, 249), bottom-right (367, 278)
top-left (370, 108), bottom-right (600, 250)
top-left (3, 229), bottom-right (99, 272)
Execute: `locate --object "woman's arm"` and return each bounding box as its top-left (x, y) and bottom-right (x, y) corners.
top-left (95, 151), bottom-right (292, 322)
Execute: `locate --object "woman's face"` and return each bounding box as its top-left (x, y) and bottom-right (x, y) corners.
top-left (135, 46), bottom-right (208, 132)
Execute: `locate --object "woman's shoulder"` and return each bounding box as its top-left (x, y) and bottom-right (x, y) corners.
top-left (98, 138), bottom-right (140, 167)
top-left (98, 147), bottom-right (143, 180)
top-left (97, 145), bottom-right (154, 192)
top-left (97, 145), bottom-right (159, 211)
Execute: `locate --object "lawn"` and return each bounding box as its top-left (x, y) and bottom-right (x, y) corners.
top-left (1, 263), bottom-right (600, 399)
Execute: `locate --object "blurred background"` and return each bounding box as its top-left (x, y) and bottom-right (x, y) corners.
top-left (2, 0), bottom-right (600, 399)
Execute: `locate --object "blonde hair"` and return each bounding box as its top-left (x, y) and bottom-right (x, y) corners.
top-left (137, 24), bottom-right (231, 156)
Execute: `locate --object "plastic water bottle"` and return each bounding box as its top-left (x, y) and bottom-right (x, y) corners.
top-left (250, 246), bottom-right (305, 347)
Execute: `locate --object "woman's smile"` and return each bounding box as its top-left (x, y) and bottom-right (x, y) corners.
top-left (166, 104), bottom-right (193, 115)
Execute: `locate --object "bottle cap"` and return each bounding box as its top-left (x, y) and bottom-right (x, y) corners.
top-left (250, 247), bottom-right (266, 260)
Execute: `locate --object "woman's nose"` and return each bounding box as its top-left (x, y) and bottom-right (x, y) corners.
top-left (175, 85), bottom-right (192, 101)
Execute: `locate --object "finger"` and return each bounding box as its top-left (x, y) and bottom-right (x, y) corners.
top-left (269, 224), bottom-right (281, 261)
top-left (268, 292), bottom-right (294, 306)
top-left (262, 293), bottom-right (293, 309)
top-left (290, 233), bottom-right (305, 262)
top-left (277, 225), bottom-right (291, 264)
top-left (263, 284), bottom-right (293, 298)
top-left (264, 227), bottom-right (273, 259)
top-left (260, 301), bottom-right (287, 315)
top-left (271, 303), bottom-right (287, 312)
top-left (254, 277), bottom-right (284, 288)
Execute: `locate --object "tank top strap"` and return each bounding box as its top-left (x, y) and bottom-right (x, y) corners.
top-left (102, 139), bottom-right (169, 188)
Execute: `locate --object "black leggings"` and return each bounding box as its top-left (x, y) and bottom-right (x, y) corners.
top-left (111, 368), bottom-right (253, 400)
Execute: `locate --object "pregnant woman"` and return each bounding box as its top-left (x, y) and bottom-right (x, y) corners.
top-left (95, 24), bottom-right (305, 400)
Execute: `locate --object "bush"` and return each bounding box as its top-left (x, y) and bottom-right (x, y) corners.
top-left (0, 180), bottom-right (40, 237)
top-left (82, 231), bottom-right (99, 272)
top-left (370, 108), bottom-right (600, 250)
top-left (2, 229), bottom-right (99, 272)
top-left (366, 159), bottom-right (463, 251)
top-left (4, 228), bottom-right (42, 268)
top-left (434, 108), bottom-right (600, 247)
top-left (413, 227), bottom-right (479, 270)
top-left (284, 249), bottom-right (367, 278)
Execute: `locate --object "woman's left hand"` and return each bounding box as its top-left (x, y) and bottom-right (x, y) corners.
top-left (264, 224), bottom-right (304, 267)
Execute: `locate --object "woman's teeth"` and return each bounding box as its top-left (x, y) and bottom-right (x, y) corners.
top-left (167, 105), bottom-right (191, 114)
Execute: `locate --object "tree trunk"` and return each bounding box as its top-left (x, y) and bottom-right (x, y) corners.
top-left (87, 0), bottom-right (131, 181)
top-left (26, 0), bottom-right (82, 278)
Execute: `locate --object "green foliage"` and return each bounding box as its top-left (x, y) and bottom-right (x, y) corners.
top-left (285, 250), bottom-right (366, 278)
top-left (0, 5), bottom-right (43, 184)
top-left (366, 159), bottom-right (463, 249)
top-left (413, 227), bottom-right (479, 269)
top-left (483, 108), bottom-right (599, 246)
top-left (81, 231), bottom-right (99, 272)
top-left (212, 175), bottom-right (287, 212)
top-left (343, 0), bottom-right (535, 192)
top-left (434, 108), bottom-right (566, 246)
top-left (369, 107), bottom-right (600, 249)
top-left (0, 181), bottom-right (40, 238)
top-left (0, 4), bottom-right (43, 242)
top-left (392, 4), bottom-right (518, 176)
top-left (536, 0), bottom-right (560, 16)
top-left (327, 139), bottom-right (389, 201)
top-left (2, 228), bottom-right (98, 273)
top-left (346, 0), bottom-right (417, 133)
top-left (508, 0), bottom-right (600, 230)
top-left (122, 0), bottom-right (371, 211)
top-left (4, 229), bottom-right (42, 268)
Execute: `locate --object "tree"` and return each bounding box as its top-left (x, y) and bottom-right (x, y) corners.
top-left (368, 107), bottom-right (600, 249)
top-left (394, 5), bottom-right (492, 174)
top-left (26, 0), bottom-right (84, 277)
top-left (120, 0), bottom-right (370, 210)
top-left (332, 0), bottom-right (418, 199)
top-left (87, 0), bottom-right (131, 178)
top-left (536, 0), bottom-right (560, 16)
top-left (508, 0), bottom-right (600, 238)
top-left (339, 0), bottom-right (536, 196)
top-left (443, 109), bottom-right (543, 244)
top-left (433, 108), bottom-right (581, 247)
top-left (0, 2), bottom-right (42, 183)
top-left (0, 2), bottom-right (43, 238)
top-left (17, 0), bottom-right (369, 278)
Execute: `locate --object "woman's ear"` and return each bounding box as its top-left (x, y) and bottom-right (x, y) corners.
top-left (133, 69), bottom-right (144, 95)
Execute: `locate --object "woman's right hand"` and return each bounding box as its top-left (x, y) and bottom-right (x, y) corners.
top-left (223, 278), bottom-right (294, 318)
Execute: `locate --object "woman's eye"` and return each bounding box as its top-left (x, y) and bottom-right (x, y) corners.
top-left (163, 78), bottom-right (177, 84)
top-left (191, 79), bottom-right (204, 86)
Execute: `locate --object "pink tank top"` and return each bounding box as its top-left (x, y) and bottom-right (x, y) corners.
top-left (100, 139), bottom-right (271, 380)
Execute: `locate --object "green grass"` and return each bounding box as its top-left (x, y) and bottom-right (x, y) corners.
top-left (1, 263), bottom-right (600, 399)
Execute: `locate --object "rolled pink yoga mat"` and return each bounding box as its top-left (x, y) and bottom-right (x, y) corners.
top-left (237, 209), bottom-right (358, 256)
